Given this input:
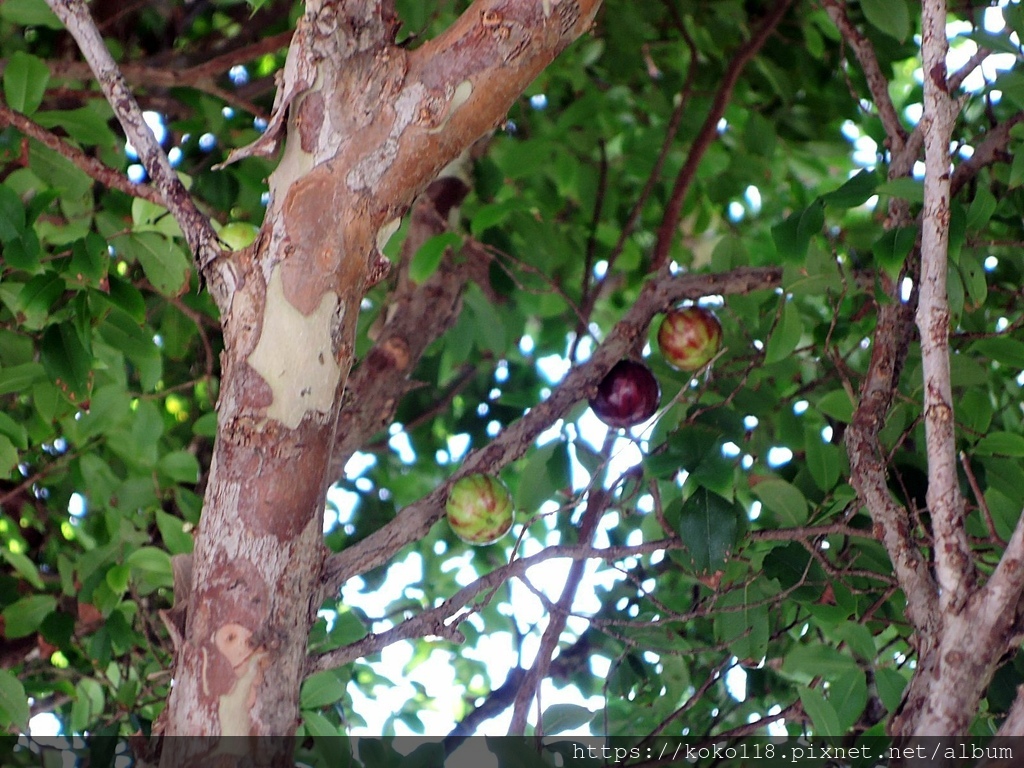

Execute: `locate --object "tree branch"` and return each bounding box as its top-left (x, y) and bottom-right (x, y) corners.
top-left (0, 101), bottom-right (163, 204)
top-left (318, 265), bottom-right (783, 601)
top-left (45, 0), bottom-right (225, 303)
top-left (917, 0), bottom-right (971, 614)
top-left (311, 538), bottom-right (681, 673)
top-left (822, 0), bottom-right (908, 151)
top-left (651, 0), bottom-right (793, 270)
top-left (508, 482), bottom-right (610, 734)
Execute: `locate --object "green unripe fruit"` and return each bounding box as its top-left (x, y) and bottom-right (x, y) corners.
top-left (446, 474), bottom-right (515, 546)
top-left (657, 307), bottom-right (723, 372)
top-left (218, 222), bottom-right (259, 251)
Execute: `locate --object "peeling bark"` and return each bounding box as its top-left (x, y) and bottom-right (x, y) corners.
top-left (144, 0), bottom-right (603, 757)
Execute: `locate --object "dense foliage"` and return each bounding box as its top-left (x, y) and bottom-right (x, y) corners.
top-left (3, 0), bottom-right (1024, 755)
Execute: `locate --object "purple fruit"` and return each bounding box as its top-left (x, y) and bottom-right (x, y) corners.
top-left (589, 360), bottom-right (661, 428)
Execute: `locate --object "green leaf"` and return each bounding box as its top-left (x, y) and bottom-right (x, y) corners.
top-left (156, 510), bottom-right (194, 555)
top-left (409, 232), bottom-right (461, 283)
top-left (798, 685), bottom-right (841, 736)
top-left (0, 362), bottom-right (44, 396)
top-left (1, 548), bottom-right (44, 589)
top-left (772, 202), bottom-right (824, 260)
top-left (861, 0), bottom-right (910, 41)
top-left (833, 622), bottom-right (877, 662)
top-left (959, 251), bottom-right (987, 309)
top-left (764, 301), bottom-right (803, 365)
top-left (3, 51), bottom-right (49, 115)
top-left (0, 185), bottom-right (26, 243)
top-left (958, 389), bottom-right (993, 435)
top-left (126, 547), bottom-right (173, 588)
top-left (1007, 151), bottom-right (1024, 189)
top-left (820, 169), bottom-right (878, 209)
top-left (301, 709), bottom-right (341, 738)
top-left (0, 0), bottom-right (62, 28)
top-left (805, 429), bottom-right (841, 492)
top-left (105, 563), bottom-right (131, 594)
top-left (0, 669), bottom-right (29, 731)
top-left (676, 487), bottom-right (743, 573)
top-left (2, 594), bottom-right (56, 638)
top-left (765, 544), bottom-right (827, 606)
top-left (876, 177), bottom-right (924, 203)
top-left (783, 643), bottom-right (858, 682)
top-left (40, 323), bottom-right (92, 403)
top-left (714, 585), bottom-right (770, 662)
top-left (875, 668), bottom-right (908, 712)
top-left (752, 478), bottom-right (808, 526)
top-left (517, 441), bottom-right (568, 512)
top-left (158, 450), bottom-right (200, 484)
top-left (872, 226), bottom-right (918, 275)
top-left (301, 670), bottom-right (348, 709)
top-left (831, 671), bottom-right (864, 729)
top-left (0, 435), bottom-right (17, 477)
top-left (117, 232), bottom-right (192, 297)
top-left (69, 233), bottom-right (109, 287)
top-left (975, 432), bottom-right (1024, 457)
top-left (966, 186), bottom-right (997, 231)
top-left (971, 337), bottom-right (1024, 368)
top-left (541, 703), bottom-right (594, 734)
top-left (817, 389), bottom-right (855, 423)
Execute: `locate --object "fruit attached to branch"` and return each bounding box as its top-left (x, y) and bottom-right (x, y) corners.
top-left (657, 307), bottom-right (723, 372)
top-left (446, 474), bottom-right (515, 546)
top-left (589, 360), bottom-right (661, 429)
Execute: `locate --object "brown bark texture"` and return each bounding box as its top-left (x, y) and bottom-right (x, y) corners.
top-left (152, 0), bottom-right (602, 759)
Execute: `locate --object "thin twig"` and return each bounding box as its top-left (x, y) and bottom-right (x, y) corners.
top-left (44, 0), bottom-right (225, 300)
top-left (0, 101), bottom-right (163, 204)
top-left (652, 0), bottom-right (794, 270)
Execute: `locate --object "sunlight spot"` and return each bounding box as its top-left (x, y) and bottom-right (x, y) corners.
top-left (767, 447), bottom-right (793, 467)
top-left (345, 451), bottom-right (376, 479)
top-left (901, 277), bottom-right (914, 302)
top-left (388, 430), bottom-right (416, 464)
top-left (793, 400), bottom-right (809, 415)
top-left (68, 493), bottom-right (86, 518)
top-left (448, 433), bottom-right (470, 462)
top-left (984, 255), bottom-right (999, 271)
top-left (726, 664), bottom-right (747, 702)
top-left (538, 353), bottom-right (570, 384)
top-left (749, 501), bottom-right (762, 521)
top-left (744, 185), bottom-right (762, 213)
top-left (229, 64), bottom-right (249, 85)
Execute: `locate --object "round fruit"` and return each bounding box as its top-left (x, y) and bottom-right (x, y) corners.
top-left (657, 307), bottom-right (723, 372)
top-left (446, 474), bottom-right (515, 546)
top-left (589, 360), bottom-right (661, 429)
top-left (218, 222), bottom-right (259, 250)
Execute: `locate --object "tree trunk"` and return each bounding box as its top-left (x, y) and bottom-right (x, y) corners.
top-left (152, 0), bottom-right (602, 760)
